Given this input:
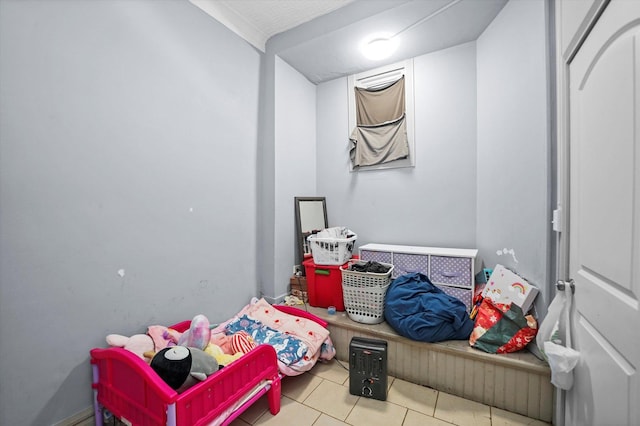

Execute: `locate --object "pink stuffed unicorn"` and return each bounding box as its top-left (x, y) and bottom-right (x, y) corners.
top-left (178, 314), bottom-right (211, 350)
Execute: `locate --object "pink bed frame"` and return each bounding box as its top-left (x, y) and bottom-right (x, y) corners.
top-left (90, 305), bottom-right (327, 426)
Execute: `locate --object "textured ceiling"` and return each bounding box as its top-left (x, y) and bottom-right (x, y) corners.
top-left (190, 0), bottom-right (356, 51)
top-left (190, 0), bottom-right (508, 84)
top-left (278, 0), bottom-right (508, 83)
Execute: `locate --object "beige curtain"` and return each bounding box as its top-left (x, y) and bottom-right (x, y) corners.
top-left (350, 76), bottom-right (409, 167)
top-left (355, 77), bottom-right (405, 125)
top-left (349, 114), bottom-right (409, 167)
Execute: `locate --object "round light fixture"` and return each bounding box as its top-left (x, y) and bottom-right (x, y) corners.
top-left (359, 0), bottom-right (463, 61)
top-left (360, 34), bottom-right (398, 61)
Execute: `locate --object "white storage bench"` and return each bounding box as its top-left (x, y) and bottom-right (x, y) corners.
top-left (359, 244), bottom-right (478, 312)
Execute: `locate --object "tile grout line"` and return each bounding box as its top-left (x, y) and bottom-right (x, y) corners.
top-left (275, 362), bottom-right (543, 426)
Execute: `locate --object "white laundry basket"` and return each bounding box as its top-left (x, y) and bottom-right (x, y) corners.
top-left (340, 260), bottom-right (394, 324)
top-left (307, 233), bottom-right (357, 265)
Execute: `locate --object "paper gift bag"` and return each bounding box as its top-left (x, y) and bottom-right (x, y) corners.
top-left (481, 264), bottom-right (539, 313)
top-left (469, 298), bottom-right (538, 354)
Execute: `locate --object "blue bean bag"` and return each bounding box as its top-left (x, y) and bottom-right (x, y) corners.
top-left (384, 272), bottom-right (474, 342)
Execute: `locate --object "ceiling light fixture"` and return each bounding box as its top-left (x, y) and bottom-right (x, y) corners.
top-left (361, 33), bottom-right (399, 60)
top-left (360, 0), bottom-right (462, 60)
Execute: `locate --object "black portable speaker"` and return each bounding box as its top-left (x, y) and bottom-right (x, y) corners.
top-left (349, 337), bottom-right (388, 400)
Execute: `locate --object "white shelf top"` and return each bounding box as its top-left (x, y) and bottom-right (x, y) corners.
top-left (359, 243), bottom-right (478, 258)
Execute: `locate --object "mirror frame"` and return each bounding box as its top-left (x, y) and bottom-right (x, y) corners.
top-left (294, 197), bottom-right (328, 269)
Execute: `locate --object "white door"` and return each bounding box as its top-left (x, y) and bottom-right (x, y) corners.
top-left (567, 1), bottom-right (640, 424)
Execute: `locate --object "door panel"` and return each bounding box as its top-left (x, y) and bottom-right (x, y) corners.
top-left (575, 23), bottom-right (635, 289)
top-left (573, 315), bottom-right (634, 425)
top-left (568, 1), bottom-right (640, 424)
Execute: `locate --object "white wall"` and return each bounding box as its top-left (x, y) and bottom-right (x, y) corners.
top-left (476, 0), bottom-right (551, 306)
top-left (316, 42), bottom-right (478, 249)
top-left (0, 0), bottom-right (553, 423)
top-left (314, 0), bottom-right (551, 314)
top-left (0, 1), bottom-right (261, 424)
top-left (272, 57), bottom-right (317, 298)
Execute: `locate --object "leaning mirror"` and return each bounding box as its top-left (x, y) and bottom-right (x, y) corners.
top-left (294, 197), bottom-right (328, 267)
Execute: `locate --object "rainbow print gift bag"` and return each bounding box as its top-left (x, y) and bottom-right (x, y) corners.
top-left (481, 265), bottom-right (539, 314)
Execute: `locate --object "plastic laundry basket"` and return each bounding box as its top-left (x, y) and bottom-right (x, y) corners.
top-left (307, 233), bottom-right (357, 265)
top-left (340, 261), bottom-right (394, 324)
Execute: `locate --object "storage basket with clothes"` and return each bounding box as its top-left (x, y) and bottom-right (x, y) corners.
top-left (340, 260), bottom-right (393, 324)
top-left (307, 227), bottom-right (357, 265)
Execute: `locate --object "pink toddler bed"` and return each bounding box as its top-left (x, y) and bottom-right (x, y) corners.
top-left (91, 303), bottom-right (330, 426)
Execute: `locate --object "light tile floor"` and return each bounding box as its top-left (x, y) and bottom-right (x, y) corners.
top-left (229, 359), bottom-right (551, 426)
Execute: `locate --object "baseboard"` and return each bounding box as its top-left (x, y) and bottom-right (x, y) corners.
top-left (261, 292), bottom-right (288, 305)
top-left (54, 407), bottom-right (93, 426)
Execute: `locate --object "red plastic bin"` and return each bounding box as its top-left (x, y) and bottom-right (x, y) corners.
top-left (303, 258), bottom-right (348, 311)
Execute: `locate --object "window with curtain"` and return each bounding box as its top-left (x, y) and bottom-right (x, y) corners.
top-left (348, 59), bottom-right (415, 171)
